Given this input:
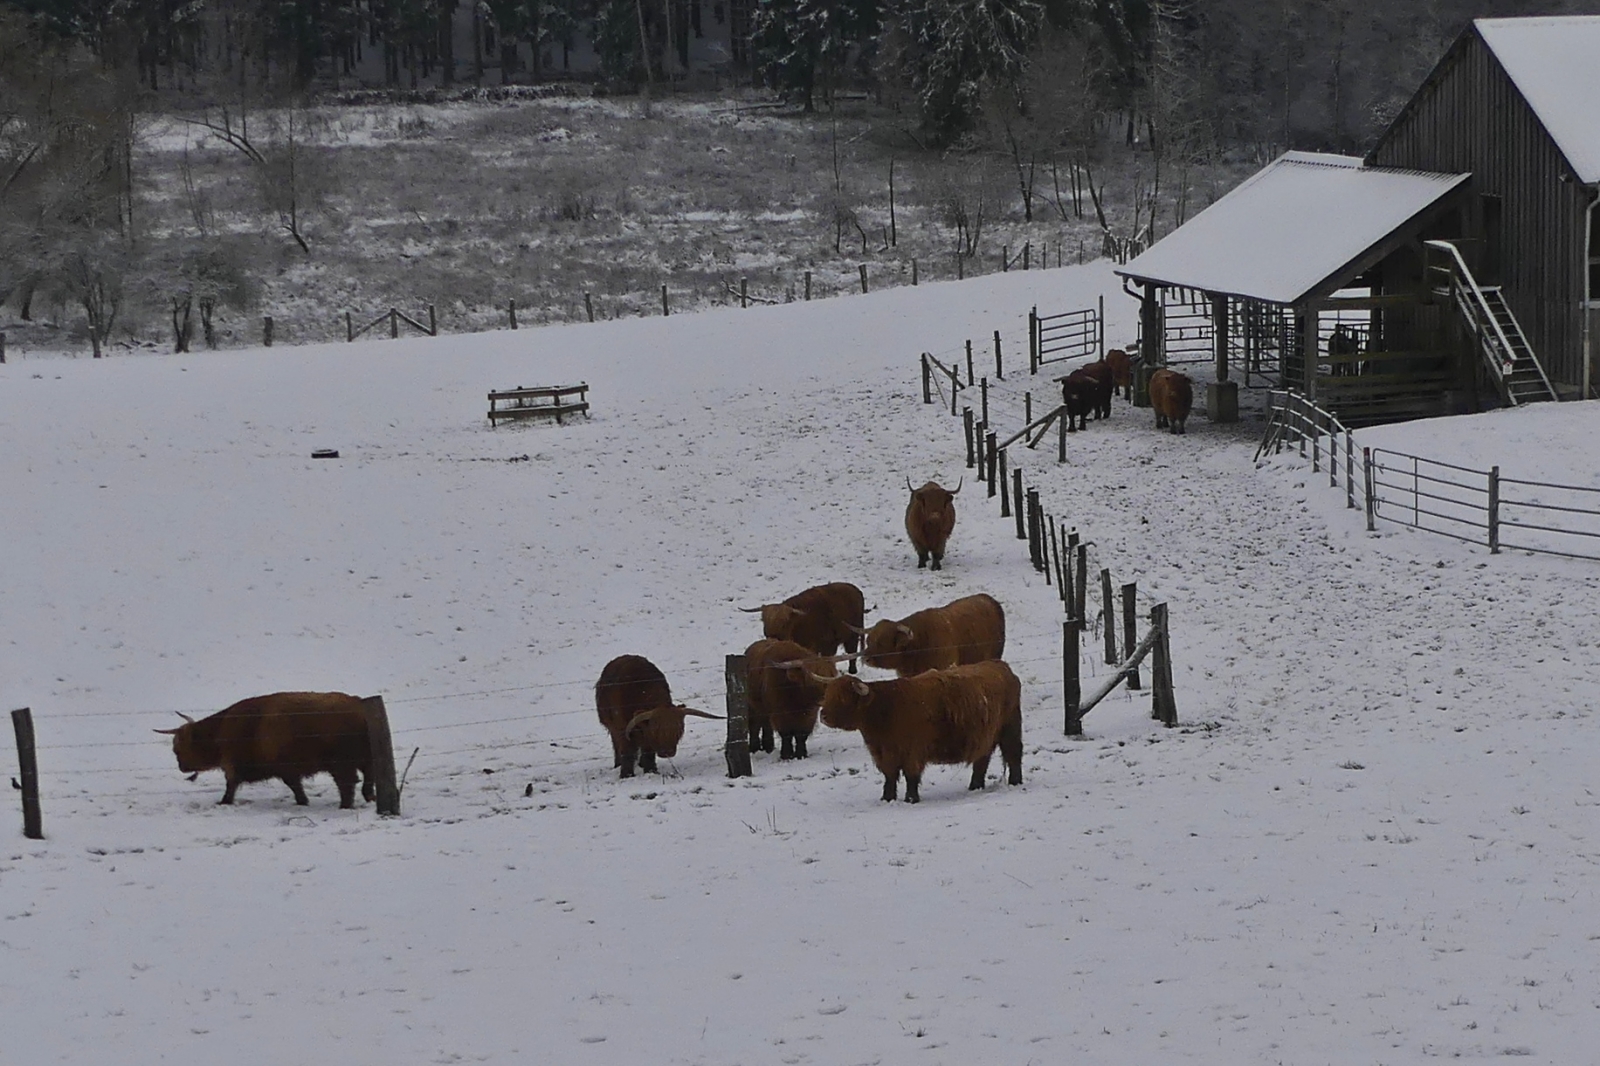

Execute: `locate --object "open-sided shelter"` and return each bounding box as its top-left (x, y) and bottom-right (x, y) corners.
top-left (1119, 15), bottom-right (1600, 425)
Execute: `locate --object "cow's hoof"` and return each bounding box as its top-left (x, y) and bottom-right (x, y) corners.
top-left (931, 560), bottom-right (942, 571)
top-left (916, 559), bottom-right (927, 569)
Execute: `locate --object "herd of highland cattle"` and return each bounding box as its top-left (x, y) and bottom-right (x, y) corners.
top-left (154, 350), bottom-right (1190, 808)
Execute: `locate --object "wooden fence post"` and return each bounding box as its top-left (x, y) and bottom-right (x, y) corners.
top-left (963, 407), bottom-right (976, 469)
top-left (389, 309), bottom-right (399, 339)
top-left (1074, 542), bottom-right (1088, 622)
top-left (999, 449), bottom-right (1010, 516)
top-left (949, 364), bottom-right (959, 417)
top-left (994, 330), bottom-right (1004, 380)
top-left (804, 271), bottom-right (812, 301)
top-left (11, 708), bottom-right (42, 839)
top-left (1029, 308), bottom-right (1038, 373)
top-left (1024, 391), bottom-right (1033, 427)
top-left (1058, 405), bottom-right (1068, 463)
top-left (1364, 447), bottom-right (1376, 531)
top-left (957, 254), bottom-right (964, 281)
top-left (661, 285), bottom-right (670, 316)
top-left (509, 299), bottom-right (518, 329)
top-left (1023, 242), bottom-right (1031, 270)
top-left (1063, 621), bottom-right (1082, 736)
top-left (1346, 432), bottom-right (1356, 509)
top-left (1101, 569), bottom-right (1117, 665)
top-left (1047, 517), bottom-right (1062, 593)
top-left (585, 292), bottom-right (595, 322)
top-left (1063, 529), bottom-right (1078, 615)
top-left (1150, 604), bottom-right (1177, 726)
top-left (360, 696), bottom-right (401, 816)
top-left (0, 331), bottom-right (6, 363)
top-left (1012, 469), bottom-right (1025, 539)
top-left (986, 433), bottom-right (998, 497)
top-left (1121, 583), bottom-right (1141, 689)
top-left (980, 377), bottom-right (989, 425)
top-left (741, 277), bottom-right (748, 308)
top-left (725, 654), bottom-right (752, 778)
top-left (346, 311), bottom-right (354, 342)
top-left (262, 317), bottom-right (273, 347)
top-left (859, 264), bottom-right (868, 294)
top-left (966, 339), bottom-right (973, 386)
top-left (921, 353), bottom-right (933, 404)
top-left (1488, 465), bottom-right (1500, 553)
top-left (912, 258), bottom-right (918, 286)
top-left (1026, 488), bottom-right (1041, 568)
top-left (1002, 245), bottom-right (1009, 272)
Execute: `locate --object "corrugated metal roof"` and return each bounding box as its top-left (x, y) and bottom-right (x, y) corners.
top-left (1476, 16), bottom-right (1600, 185)
top-left (1116, 152), bottom-right (1470, 306)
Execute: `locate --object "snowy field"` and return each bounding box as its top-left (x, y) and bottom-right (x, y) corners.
top-left (2, 264), bottom-right (1598, 1064)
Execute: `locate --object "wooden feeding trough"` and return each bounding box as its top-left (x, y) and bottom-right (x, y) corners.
top-left (487, 383), bottom-right (590, 426)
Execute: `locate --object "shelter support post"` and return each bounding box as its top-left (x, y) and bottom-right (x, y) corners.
top-left (1208, 292), bottom-right (1238, 423)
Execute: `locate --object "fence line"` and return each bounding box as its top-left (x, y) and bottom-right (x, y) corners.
top-left (1262, 389), bottom-right (1600, 563)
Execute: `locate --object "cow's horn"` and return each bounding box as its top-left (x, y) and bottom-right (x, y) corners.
top-left (806, 671), bottom-right (835, 685)
top-left (843, 622), bottom-right (868, 635)
top-left (850, 677), bottom-right (870, 696)
top-left (897, 624), bottom-right (914, 639)
top-left (177, 711), bottom-right (195, 723)
top-left (950, 477), bottom-right (963, 495)
top-left (676, 708), bottom-right (725, 721)
top-left (624, 710), bottom-right (657, 737)
top-left (736, 605), bottom-right (766, 613)
top-left (152, 727), bottom-right (181, 735)
top-left (905, 476), bottom-right (915, 493)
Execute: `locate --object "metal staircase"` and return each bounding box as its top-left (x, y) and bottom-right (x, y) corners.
top-left (1424, 240), bottom-right (1558, 407)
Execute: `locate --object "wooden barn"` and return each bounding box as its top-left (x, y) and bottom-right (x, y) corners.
top-left (1117, 15), bottom-right (1600, 425)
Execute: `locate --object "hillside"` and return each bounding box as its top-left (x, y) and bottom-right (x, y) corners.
top-left (2, 264), bottom-right (1598, 1064)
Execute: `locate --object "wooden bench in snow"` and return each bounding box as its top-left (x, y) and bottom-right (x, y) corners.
top-left (488, 383), bottom-right (590, 426)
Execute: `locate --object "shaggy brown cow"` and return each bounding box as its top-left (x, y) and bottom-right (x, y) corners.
top-left (1149, 368), bottom-right (1194, 434)
top-left (739, 581), bottom-right (865, 673)
top-left (859, 593), bottom-right (1005, 677)
top-left (819, 660), bottom-right (1023, 803)
top-left (905, 478), bottom-right (960, 570)
top-left (745, 638), bottom-right (837, 759)
top-left (1106, 347), bottom-right (1133, 398)
top-left (595, 655), bottom-right (721, 778)
top-left (155, 691), bottom-right (374, 808)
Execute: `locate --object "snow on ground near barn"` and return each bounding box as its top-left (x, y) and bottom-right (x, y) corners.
top-left (2, 267), bottom-right (1598, 1065)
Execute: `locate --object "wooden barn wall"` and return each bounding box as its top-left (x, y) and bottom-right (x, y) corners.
top-left (1371, 36), bottom-right (1588, 390)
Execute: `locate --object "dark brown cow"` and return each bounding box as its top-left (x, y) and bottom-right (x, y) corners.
top-left (860, 593), bottom-right (1005, 678)
top-left (1149, 368), bottom-right (1194, 434)
top-left (1105, 347), bottom-right (1133, 398)
top-left (739, 582), bottom-right (865, 673)
top-left (595, 655), bottom-right (722, 778)
top-left (745, 638), bottom-right (836, 759)
top-left (155, 691), bottom-right (374, 808)
top-left (819, 660), bottom-right (1023, 803)
top-left (905, 478), bottom-right (960, 570)
top-left (1061, 361), bottom-right (1114, 430)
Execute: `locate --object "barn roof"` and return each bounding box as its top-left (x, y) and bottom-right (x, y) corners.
top-left (1475, 17), bottom-right (1600, 185)
top-left (1115, 152), bottom-right (1470, 306)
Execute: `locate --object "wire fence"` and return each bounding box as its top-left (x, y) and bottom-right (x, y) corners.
top-left (1262, 389), bottom-right (1600, 563)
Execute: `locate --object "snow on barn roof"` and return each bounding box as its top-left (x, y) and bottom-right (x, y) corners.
top-left (1116, 152), bottom-right (1470, 306)
top-left (1475, 16), bottom-right (1600, 185)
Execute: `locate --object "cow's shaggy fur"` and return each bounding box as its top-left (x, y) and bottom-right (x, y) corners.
top-left (745, 638), bottom-right (835, 759)
top-left (861, 593), bottom-right (1006, 678)
top-left (820, 661), bottom-right (1023, 803)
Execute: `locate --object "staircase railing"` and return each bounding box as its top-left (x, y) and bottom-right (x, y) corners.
top-left (1423, 240), bottom-right (1520, 401)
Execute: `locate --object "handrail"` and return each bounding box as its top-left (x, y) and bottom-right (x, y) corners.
top-left (1423, 239), bottom-right (1518, 380)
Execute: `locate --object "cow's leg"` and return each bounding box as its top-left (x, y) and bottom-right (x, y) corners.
top-left (618, 749), bottom-right (637, 779)
top-left (931, 552), bottom-right (943, 571)
top-left (795, 732), bottom-right (809, 759)
top-left (916, 548), bottom-right (929, 569)
top-left (332, 768), bottom-right (359, 809)
top-left (639, 749), bottom-right (658, 775)
top-left (845, 633), bottom-right (859, 675)
top-left (283, 776), bottom-right (310, 806)
top-left (760, 723), bottom-right (774, 753)
top-left (361, 772), bottom-right (375, 802)
top-left (1000, 718), bottom-right (1024, 786)
top-left (904, 771), bottom-right (922, 804)
top-left (779, 733), bottom-right (795, 760)
top-left (219, 774), bottom-right (240, 805)
top-left (968, 752), bottom-right (993, 790)
top-left (880, 770), bottom-right (899, 802)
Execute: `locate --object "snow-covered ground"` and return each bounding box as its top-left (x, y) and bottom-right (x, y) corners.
top-left (2, 264), bottom-right (1597, 1064)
